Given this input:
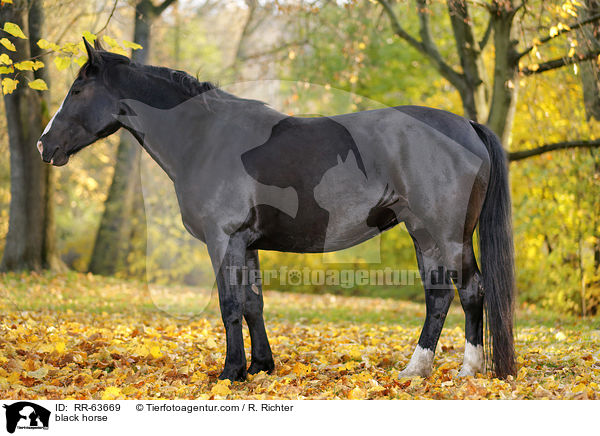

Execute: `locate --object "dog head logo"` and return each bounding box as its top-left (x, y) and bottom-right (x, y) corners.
top-left (3, 402), bottom-right (50, 433)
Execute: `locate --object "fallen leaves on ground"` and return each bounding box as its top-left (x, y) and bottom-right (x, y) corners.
top-left (0, 273), bottom-right (598, 399)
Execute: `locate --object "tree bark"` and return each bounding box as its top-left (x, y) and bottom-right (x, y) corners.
top-left (486, 5), bottom-right (519, 144)
top-left (578, 0), bottom-right (600, 121)
top-left (89, 0), bottom-right (174, 276)
top-left (0, 0), bottom-right (58, 271)
top-left (446, 0), bottom-right (489, 121)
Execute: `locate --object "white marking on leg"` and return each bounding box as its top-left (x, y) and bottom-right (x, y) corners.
top-left (398, 345), bottom-right (434, 378)
top-left (458, 341), bottom-right (484, 377)
top-left (41, 97), bottom-right (66, 137)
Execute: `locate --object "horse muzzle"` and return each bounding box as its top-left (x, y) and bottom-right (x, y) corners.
top-left (37, 140), bottom-right (69, 166)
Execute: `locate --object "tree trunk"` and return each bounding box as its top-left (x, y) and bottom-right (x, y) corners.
top-left (447, 0), bottom-right (489, 122)
top-left (486, 9), bottom-right (519, 144)
top-left (89, 0), bottom-right (161, 277)
top-left (0, 0), bottom-right (58, 271)
top-left (578, 0), bottom-right (600, 121)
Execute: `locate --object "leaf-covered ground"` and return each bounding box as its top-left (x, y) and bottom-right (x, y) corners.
top-left (0, 272), bottom-right (599, 399)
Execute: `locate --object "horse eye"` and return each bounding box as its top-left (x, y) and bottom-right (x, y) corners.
top-left (71, 89), bottom-right (81, 96)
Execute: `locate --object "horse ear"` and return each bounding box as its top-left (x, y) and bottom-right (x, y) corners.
top-left (93, 37), bottom-right (104, 51)
top-left (83, 37), bottom-right (99, 66)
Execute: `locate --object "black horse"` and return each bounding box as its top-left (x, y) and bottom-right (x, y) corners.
top-left (37, 39), bottom-right (516, 381)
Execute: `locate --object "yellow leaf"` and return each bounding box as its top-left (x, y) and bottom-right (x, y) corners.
top-left (549, 26), bottom-right (559, 37)
top-left (0, 66), bottom-right (13, 74)
top-left (148, 343), bottom-right (163, 359)
top-left (288, 50), bottom-right (296, 60)
top-left (27, 367), bottom-right (48, 379)
top-left (109, 46), bottom-right (127, 56)
top-left (211, 380), bottom-right (232, 397)
top-left (131, 344), bottom-right (149, 357)
top-left (292, 362), bottom-right (310, 376)
top-left (37, 39), bottom-right (60, 51)
top-left (14, 60), bottom-right (35, 71)
top-left (191, 372), bottom-right (208, 383)
top-left (37, 39), bottom-right (51, 49)
top-left (102, 35), bottom-right (119, 47)
top-left (54, 56), bottom-right (71, 71)
top-left (54, 340), bottom-right (66, 353)
top-left (122, 40), bottom-right (143, 50)
top-left (82, 31), bottom-right (96, 43)
top-left (568, 47), bottom-right (576, 58)
top-left (555, 332), bottom-right (566, 341)
top-left (206, 338), bottom-right (217, 349)
top-left (2, 77), bottom-right (18, 94)
top-left (38, 343), bottom-right (54, 353)
top-left (73, 56), bottom-right (87, 67)
top-left (61, 42), bottom-right (80, 54)
top-left (101, 386), bottom-right (122, 400)
top-left (528, 63), bottom-right (539, 72)
top-left (0, 53), bottom-right (11, 65)
top-left (1, 0), bottom-right (14, 4)
top-left (3, 22), bottom-right (27, 39)
top-left (348, 387), bottom-right (366, 399)
top-left (0, 38), bottom-right (16, 52)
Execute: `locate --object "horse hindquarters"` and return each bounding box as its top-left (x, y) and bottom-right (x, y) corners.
top-left (396, 119), bottom-right (490, 378)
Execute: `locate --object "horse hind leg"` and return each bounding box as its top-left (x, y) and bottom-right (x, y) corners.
top-left (399, 233), bottom-right (454, 378)
top-left (457, 244), bottom-right (485, 376)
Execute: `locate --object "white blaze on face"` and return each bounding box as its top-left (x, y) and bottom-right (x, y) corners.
top-left (37, 96), bottom-right (67, 157)
top-left (399, 345), bottom-right (434, 378)
top-left (42, 96), bottom-right (66, 136)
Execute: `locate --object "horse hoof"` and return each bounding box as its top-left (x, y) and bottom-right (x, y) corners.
top-left (248, 359), bottom-right (275, 375)
top-left (218, 366), bottom-right (247, 382)
top-left (398, 345), bottom-right (434, 378)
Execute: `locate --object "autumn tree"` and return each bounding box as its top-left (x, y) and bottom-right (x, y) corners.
top-left (375, 0), bottom-right (600, 152)
top-left (0, 0), bottom-right (60, 271)
top-left (578, 0), bottom-right (600, 120)
top-left (89, 0), bottom-right (176, 277)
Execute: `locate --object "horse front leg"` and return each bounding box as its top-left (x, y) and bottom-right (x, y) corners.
top-left (211, 231), bottom-right (249, 381)
top-left (244, 249), bottom-right (275, 374)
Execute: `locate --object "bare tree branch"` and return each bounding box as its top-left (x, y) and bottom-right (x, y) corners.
top-left (509, 139), bottom-right (600, 161)
top-left (153, 0), bottom-right (177, 16)
top-left (95, 0), bottom-right (119, 34)
top-left (447, 0), bottom-right (483, 85)
top-left (377, 0), bottom-right (466, 89)
top-left (521, 48), bottom-right (600, 75)
top-left (237, 39), bottom-right (308, 63)
top-left (517, 12), bottom-right (600, 60)
top-left (479, 15), bottom-right (493, 49)
top-left (234, 0), bottom-right (258, 63)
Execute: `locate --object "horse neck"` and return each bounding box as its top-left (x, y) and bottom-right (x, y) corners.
top-left (113, 65), bottom-right (279, 181)
top-left (115, 66), bottom-right (202, 180)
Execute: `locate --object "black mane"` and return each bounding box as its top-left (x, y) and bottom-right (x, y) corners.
top-left (82, 50), bottom-right (218, 98)
top-left (139, 64), bottom-right (218, 98)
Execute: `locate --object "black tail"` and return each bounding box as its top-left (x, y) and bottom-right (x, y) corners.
top-left (470, 121), bottom-right (516, 379)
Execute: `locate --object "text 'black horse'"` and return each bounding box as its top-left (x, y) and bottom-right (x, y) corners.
top-left (37, 39), bottom-right (516, 381)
